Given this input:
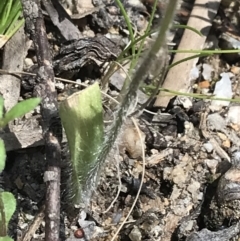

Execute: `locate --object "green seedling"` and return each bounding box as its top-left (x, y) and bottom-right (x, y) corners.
top-left (0, 96), bottom-right (41, 240)
top-left (0, 0), bottom-right (24, 48)
top-left (59, 0), bottom-right (178, 209)
top-left (0, 98), bottom-right (41, 128)
top-left (59, 83), bottom-right (104, 206)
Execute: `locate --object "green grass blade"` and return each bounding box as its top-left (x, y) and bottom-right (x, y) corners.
top-left (143, 86), bottom-right (240, 103)
top-left (0, 0), bottom-right (13, 33)
top-left (119, 31), bottom-right (151, 58)
top-left (3, 1), bottom-right (22, 34)
top-left (0, 0), bottom-right (23, 39)
top-left (118, 0), bottom-right (159, 99)
top-left (114, 0), bottom-right (135, 55)
top-left (168, 53), bottom-right (211, 69)
top-left (5, 13), bottom-right (24, 37)
top-left (173, 24), bottom-right (203, 36)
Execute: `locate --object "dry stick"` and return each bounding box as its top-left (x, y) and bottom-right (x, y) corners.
top-left (154, 0), bottom-right (221, 108)
top-left (20, 0), bottom-right (62, 240)
top-left (110, 117), bottom-right (145, 241)
top-left (22, 205), bottom-right (45, 241)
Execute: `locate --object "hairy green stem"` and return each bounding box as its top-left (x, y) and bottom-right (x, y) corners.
top-left (92, 0), bottom-right (179, 192)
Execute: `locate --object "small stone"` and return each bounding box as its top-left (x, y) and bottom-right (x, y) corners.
top-left (129, 226), bottom-right (142, 241)
top-left (171, 165), bottom-right (187, 186)
top-left (122, 125), bottom-right (146, 159)
top-left (24, 58), bottom-right (34, 69)
top-left (198, 80), bottom-right (210, 89)
top-left (203, 142), bottom-right (213, 153)
top-left (205, 159), bottom-right (219, 174)
top-left (35, 106), bottom-right (41, 114)
top-left (55, 82), bottom-right (65, 91)
top-left (184, 220), bottom-right (194, 231)
top-left (227, 106), bottom-right (240, 125)
top-left (219, 32), bottom-right (240, 62)
top-left (207, 113), bottom-right (226, 131)
top-left (170, 185), bottom-right (181, 200)
top-left (163, 166), bottom-right (173, 180)
top-left (189, 66), bottom-right (200, 81)
top-left (112, 211), bottom-right (122, 224)
top-left (15, 177), bottom-right (24, 189)
top-left (202, 63), bottom-right (213, 81)
top-left (25, 214), bottom-right (34, 221)
top-left (25, 111), bottom-right (33, 119)
top-left (211, 73), bottom-right (233, 109)
top-left (217, 132), bottom-right (230, 148)
top-left (232, 152), bottom-right (240, 166)
top-left (187, 180), bottom-right (200, 195)
top-left (174, 96), bottom-right (192, 109)
top-left (19, 223), bottom-right (28, 230)
top-left (230, 66), bottom-right (240, 74)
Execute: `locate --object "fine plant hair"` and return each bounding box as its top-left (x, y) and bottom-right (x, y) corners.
top-left (80, 0), bottom-right (180, 206)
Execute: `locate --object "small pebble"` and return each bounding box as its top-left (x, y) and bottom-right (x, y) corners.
top-left (211, 72), bottom-right (233, 109)
top-left (202, 63), bottom-right (213, 81)
top-left (203, 142), bottom-right (213, 153)
top-left (55, 82), bottom-right (65, 91)
top-left (24, 58), bottom-right (34, 69)
top-left (227, 106), bottom-right (240, 125)
top-left (129, 226), bottom-right (142, 241)
top-left (205, 159), bottom-right (219, 174)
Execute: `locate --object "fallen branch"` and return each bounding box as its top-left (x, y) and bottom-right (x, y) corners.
top-left (20, 0), bottom-right (62, 240)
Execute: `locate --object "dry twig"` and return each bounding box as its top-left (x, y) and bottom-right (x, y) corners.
top-left (20, 0), bottom-right (62, 239)
top-left (21, 205), bottom-right (45, 241)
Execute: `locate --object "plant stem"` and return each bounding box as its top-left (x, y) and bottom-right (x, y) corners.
top-left (95, 0), bottom-right (179, 190)
top-left (114, 0), bottom-right (135, 58)
top-left (118, 0), bottom-right (159, 99)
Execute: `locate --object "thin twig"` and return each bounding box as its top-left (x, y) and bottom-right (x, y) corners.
top-left (20, 0), bottom-right (62, 240)
top-left (21, 205), bottom-right (45, 241)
